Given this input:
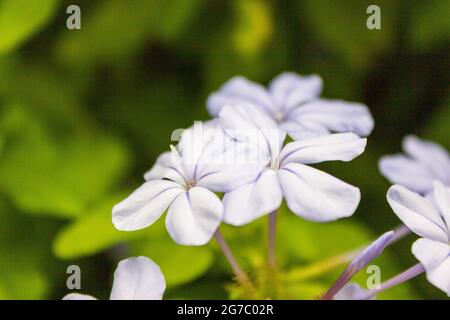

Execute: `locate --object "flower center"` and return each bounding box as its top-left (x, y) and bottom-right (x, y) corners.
top-left (274, 111), bottom-right (284, 124)
top-left (185, 180), bottom-right (196, 189)
top-left (267, 157), bottom-right (280, 170)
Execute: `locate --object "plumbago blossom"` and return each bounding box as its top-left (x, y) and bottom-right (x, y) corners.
top-left (63, 256), bottom-right (165, 300)
top-left (387, 181), bottom-right (450, 296)
top-left (113, 121), bottom-right (259, 245)
top-left (208, 72), bottom-right (374, 140)
top-left (330, 181), bottom-right (450, 300)
top-left (380, 135), bottom-right (450, 194)
top-left (104, 71), bottom-right (449, 299)
top-left (218, 104), bottom-right (367, 225)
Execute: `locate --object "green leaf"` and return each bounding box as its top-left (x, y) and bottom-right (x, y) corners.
top-left (409, 1), bottom-right (450, 50)
top-left (231, 0), bottom-right (273, 56)
top-left (0, 200), bottom-right (55, 299)
top-left (285, 281), bottom-right (328, 300)
top-left (56, 0), bottom-right (203, 66)
top-left (0, 104), bottom-right (130, 217)
top-left (279, 206), bottom-right (372, 262)
top-left (53, 193), bottom-right (148, 259)
top-left (132, 238), bottom-right (214, 288)
top-left (277, 204), bottom-right (418, 299)
top-left (301, 0), bottom-right (396, 70)
top-left (0, 0), bottom-right (58, 53)
top-left (165, 279), bottom-right (228, 300)
top-left (0, 267), bottom-right (48, 300)
top-left (104, 78), bottom-right (197, 155)
top-left (422, 96), bottom-right (450, 149)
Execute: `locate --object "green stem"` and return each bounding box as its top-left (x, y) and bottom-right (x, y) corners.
top-left (286, 224), bottom-right (410, 281)
top-left (286, 251), bottom-right (357, 281)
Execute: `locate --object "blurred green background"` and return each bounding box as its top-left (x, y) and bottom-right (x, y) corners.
top-left (0, 0), bottom-right (448, 300)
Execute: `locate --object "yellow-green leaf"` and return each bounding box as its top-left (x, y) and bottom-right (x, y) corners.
top-left (0, 0), bottom-right (58, 53)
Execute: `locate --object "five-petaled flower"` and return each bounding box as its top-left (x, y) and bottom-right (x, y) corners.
top-left (63, 256), bottom-right (166, 300)
top-left (380, 136), bottom-right (450, 194)
top-left (207, 72), bottom-right (374, 140)
top-left (387, 181), bottom-right (450, 296)
top-left (106, 71), bottom-right (448, 298)
top-left (112, 121), bottom-right (258, 245)
top-left (218, 104), bottom-right (367, 225)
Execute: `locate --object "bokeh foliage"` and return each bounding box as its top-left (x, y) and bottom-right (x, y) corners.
top-left (0, 0), bottom-right (448, 299)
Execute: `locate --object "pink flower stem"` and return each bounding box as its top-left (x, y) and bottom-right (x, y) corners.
top-left (214, 230), bottom-right (254, 289)
top-left (360, 263), bottom-right (425, 300)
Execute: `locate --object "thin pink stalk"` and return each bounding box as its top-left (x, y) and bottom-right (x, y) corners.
top-left (214, 230), bottom-right (253, 288)
top-left (360, 263), bottom-right (425, 300)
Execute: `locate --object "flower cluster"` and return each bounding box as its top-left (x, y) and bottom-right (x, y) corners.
top-left (63, 72), bottom-right (449, 300)
top-left (113, 73), bottom-right (371, 245)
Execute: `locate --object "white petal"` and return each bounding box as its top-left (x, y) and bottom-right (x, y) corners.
top-left (412, 238), bottom-right (450, 296)
top-left (177, 122), bottom-right (220, 181)
top-left (379, 155), bottom-right (437, 194)
top-left (112, 180), bottom-right (184, 231)
top-left (219, 104), bottom-right (286, 160)
top-left (177, 120), bottom-right (258, 186)
top-left (427, 257), bottom-right (450, 297)
top-left (110, 256), bottom-right (166, 300)
top-left (143, 152), bottom-right (172, 180)
top-left (165, 187), bottom-right (223, 246)
top-left (387, 185), bottom-right (448, 242)
top-left (412, 238), bottom-right (450, 272)
top-left (280, 133), bottom-right (366, 166)
top-left (268, 72), bottom-right (322, 112)
top-left (192, 129), bottom-right (265, 192)
top-left (403, 136), bottom-right (450, 184)
top-left (143, 151), bottom-right (186, 185)
top-left (223, 169), bottom-right (283, 226)
top-left (207, 76), bottom-right (274, 116)
top-left (287, 99), bottom-right (374, 137)
top-left (281, 120), bottom-right (329, 140)
top-left (278, 163), bottom-right (360, 221)
top-left (196, 159), bottom-right (264, 193)
top-left (62, 293), bottom-right (97, 300)
top-left (433, 181), bottom-right (450, 236)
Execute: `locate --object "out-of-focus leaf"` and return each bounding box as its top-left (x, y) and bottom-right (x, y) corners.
top-left (57, 0), bottom-right (203, 66)
top-left (102, 77), bottom-right (196, 155)
top-left (0, 57), bottom-right (89, 120)
top-left (132, 238), bottom-right (214, 288)
top-left (0, 200), bottom-right (55, 299)
top-left (279, 206), bottom-right (371, 262)
top-left (231, 0), bottom-right (273, 56)
top-left (277, 204), bottom-right (417, 299)
top-left (409, 1), bottom-right (450, 50)
top-left (422, 96), bottom-right (450, 149)
top-left (156, 0), bottom-right (204, 41)
top-left (351, 253), bottom-right (418, 300)
top-left (0, 104), bottom-right (130, 217)
top-left (165, 278), bottom-right (228, 300)
top-left (0, 0), bottom-right (58, 53)
top-left (0, 268), bottom-right (48, 300)
top-left (301, 0), bottom-right (396, 70)
top-left (53, 193), bottom-right (149, 259)
top-left (285, 281), bottom-right (328, 300)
